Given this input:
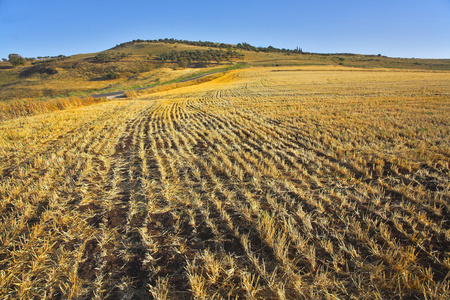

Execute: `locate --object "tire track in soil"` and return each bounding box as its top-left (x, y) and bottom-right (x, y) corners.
top-left (103, 107), bottom-right (153, 299)
top-left (146, 103), bottom-right (212, 297)
top-left (141, 106), bottom-right (195, 298)
top-left (77, 104), bottom-right (155, 299)
top-left (71, 110), bottom-right (145, 294)
top-left (130, 103), bottom-right (206, 298)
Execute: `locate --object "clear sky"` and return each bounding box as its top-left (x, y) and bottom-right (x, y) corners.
top-left (1, 0), bottom-right (449, 59)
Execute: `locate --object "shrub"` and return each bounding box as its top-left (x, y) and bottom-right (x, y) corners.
top-left (106, 72), bottom-right (121, 79)
top-left (94, 52), bottom-right (129, 63)
top-left (8, 54), bottom-right (26, 67)
top-left (19, 65), bottom-right (58, 77)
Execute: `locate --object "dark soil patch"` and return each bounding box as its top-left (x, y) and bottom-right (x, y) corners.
top-left (105, 208), bottom-right (127, 228)
top-left (76, 203), bottom-right (101, 213)
top-left (150, 249), bottom-right (186, 284)
top-left (129, 211), bottom-right (146, 227)
top-left (78, 239), bottom-right (100, 281)
top-left (148, 212), bottom-right (175, 230)
top-left (3, 203), bottom-right (15, 213)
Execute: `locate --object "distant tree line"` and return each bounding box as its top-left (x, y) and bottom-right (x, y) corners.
top-left (156, 49), bottom-right (244, 67)
top-left (113, 38), bottom-right (303, 55)
top-left (34, 55), bottom-right (68, 61)
top-left (1, 54), bottom-right (69, 67)
top-left (31, 55), bottom-right (69, 65)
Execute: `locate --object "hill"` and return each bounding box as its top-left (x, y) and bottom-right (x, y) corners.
top-left (1, 39), bottom-right (450, 101)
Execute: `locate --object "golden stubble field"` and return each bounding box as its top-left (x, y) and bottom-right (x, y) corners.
top-left (0, 66), bottom-right (449, 299)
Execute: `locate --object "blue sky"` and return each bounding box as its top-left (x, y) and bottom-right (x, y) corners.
top-left (0, 0), bottom-right (449, 59)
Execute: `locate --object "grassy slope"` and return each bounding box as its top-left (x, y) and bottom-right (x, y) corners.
top-left (0, 42), bottom-right (224, 101)
top-left (1, 41), bottom-right (450, 101)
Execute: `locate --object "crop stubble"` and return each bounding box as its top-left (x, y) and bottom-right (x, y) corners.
top-left (0, 66), bottom-right (449, 299)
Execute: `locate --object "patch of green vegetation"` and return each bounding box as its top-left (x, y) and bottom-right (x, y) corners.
top-left (123, 63), bottom-right (248, 91)
top-left (93, 52), bottom-right (131, 63)
top-left (106, 71), bottom-right (121, 79)
top-left (0, 70), bottom-right (17, 85)
top-left (156, 49), bottom-right (244, 66)
top-left (113, 38), bottom-right (303, 55)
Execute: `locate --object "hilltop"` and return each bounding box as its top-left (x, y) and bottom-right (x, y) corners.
top-left (1, 38), bottom-right (450, 101)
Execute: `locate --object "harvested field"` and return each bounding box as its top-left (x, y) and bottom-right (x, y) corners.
top-left (0, 66), bottom-right (449, 299)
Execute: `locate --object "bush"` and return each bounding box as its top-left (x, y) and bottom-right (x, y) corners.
top-left (106, 72), bottom-right (121, 79)
top-left (19, 65), bottom-right (58, 77)
top-left (94, 52), bottom-right (129, 63)
top-left (8, 54), bottom-right (26, 67)
top-left (44, 67), bottom-right (58, 74)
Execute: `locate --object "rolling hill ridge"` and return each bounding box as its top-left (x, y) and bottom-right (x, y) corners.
top-left (1, 39), bottom-right (450, 102)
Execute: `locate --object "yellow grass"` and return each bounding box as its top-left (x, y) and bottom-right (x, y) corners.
top-left (0, 66), bottom-right (449, 299)
top-left (124, 72), bottom-right (224, 98)
top-left (0, 96), bottom-right (108, 121)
